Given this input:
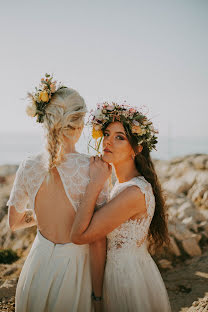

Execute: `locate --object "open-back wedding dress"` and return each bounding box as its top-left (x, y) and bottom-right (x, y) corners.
top-left (7, 152), bottom-right (108, 312)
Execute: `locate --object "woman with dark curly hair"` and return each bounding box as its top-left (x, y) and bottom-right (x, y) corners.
top-left (71, 103), bottom-right (171, 312)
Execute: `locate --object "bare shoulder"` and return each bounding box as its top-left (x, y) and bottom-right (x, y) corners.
top-left (118, 185), bottom-right (145, 204)
top-left (108, 184), bottom-right (146, 216)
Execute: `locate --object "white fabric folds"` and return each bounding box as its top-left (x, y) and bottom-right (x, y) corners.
top-left (16, 229), bottom-right (93, 312)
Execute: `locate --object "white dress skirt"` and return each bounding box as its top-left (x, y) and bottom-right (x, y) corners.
top-left (103, 176), bottom-right (172, 312)
top-left (103, 243), bottom-right (171, 312)
top-left (15, 229), bottom-right (93, 312)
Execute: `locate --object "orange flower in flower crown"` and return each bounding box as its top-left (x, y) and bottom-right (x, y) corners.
top-left (92, 126), bottom-right (103, 139)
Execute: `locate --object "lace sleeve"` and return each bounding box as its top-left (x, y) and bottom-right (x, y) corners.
top-left (7, 159), bottom-right (29, 213)
top-left (95, 179), bottom-right (110, 211)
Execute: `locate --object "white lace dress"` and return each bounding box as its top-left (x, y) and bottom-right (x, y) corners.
top-left (7, 152), bottom-right (108, 312)
top-left (103, 176), bottom-right (171, 312)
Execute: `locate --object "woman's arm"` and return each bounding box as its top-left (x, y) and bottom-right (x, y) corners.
top-left (7, 159), bottom-right (36, 231)
top-left (8, 206), bottom-right (37, 231)
top-left (89, 238), bottom-right (106, 311)
top-left (70, 157), bottom-right (146, 244)
top-left (70, 182), bottom-right (145, 244)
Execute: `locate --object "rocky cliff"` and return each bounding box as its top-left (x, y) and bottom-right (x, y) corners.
top-left (0, 154), bottom-right (208, 311)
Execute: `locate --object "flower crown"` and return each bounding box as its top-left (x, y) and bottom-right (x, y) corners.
top-left (26, 73), bottom-right (66, 123)
top-left (88, 102), bottom-right (158, 153)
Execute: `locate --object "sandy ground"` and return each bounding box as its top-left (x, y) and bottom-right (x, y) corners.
top-left (161, 252), bottom-right (208, 312)
top-left (0, 250), bottom-right (208, 312)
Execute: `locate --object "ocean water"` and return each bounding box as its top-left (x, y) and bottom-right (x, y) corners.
top-left (0, 132), bottom-right (207, 165)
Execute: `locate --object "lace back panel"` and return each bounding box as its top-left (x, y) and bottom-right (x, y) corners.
top-left (7, 152), bottom-right (109, 220)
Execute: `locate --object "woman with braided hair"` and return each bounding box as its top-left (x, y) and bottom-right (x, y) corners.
top-left (7, 75), bottom-right (108, 312)
top-left (71, 102), bottom-right (172, 311)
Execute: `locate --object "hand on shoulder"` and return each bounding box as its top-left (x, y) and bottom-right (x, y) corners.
top-left (89, 156), bottom-right (112, 189)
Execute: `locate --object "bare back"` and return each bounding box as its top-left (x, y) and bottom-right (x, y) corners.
top-left (7, 152), bottom-right (109, 244)
top-left (35, 168), bottom-right (76, 243)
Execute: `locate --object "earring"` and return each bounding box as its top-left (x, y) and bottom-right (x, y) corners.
top-left (131, 155), bottom-right (135, 160)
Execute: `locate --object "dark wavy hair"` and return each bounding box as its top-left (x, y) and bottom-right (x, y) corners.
top-left (103, 121), bottom-right (170, 252)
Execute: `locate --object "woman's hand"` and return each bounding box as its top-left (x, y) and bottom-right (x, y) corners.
top-left (89, 156), bottom-right (112, 190)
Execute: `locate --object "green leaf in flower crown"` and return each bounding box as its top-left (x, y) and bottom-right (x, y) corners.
top-left (87, 138), bottom-right (92, 153)
top-left (45, 73), bottom-right (50, 78)
top-left (97, 137), bottom-right (103, 152)
top-left (36, 109), bottom-right (45, 115)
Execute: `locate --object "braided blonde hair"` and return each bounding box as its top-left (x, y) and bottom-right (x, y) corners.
top-left (43, 87), bottom-right (87, 173)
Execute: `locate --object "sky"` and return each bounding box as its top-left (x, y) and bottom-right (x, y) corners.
top-left (0, 0), bottom-right (208, 140)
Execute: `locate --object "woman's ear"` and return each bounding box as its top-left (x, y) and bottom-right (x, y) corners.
top-left (138, 144), bottom-right (143, 153)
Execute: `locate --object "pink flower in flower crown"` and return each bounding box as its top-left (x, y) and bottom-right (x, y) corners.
top-left (106, 104), bottom-right (114, 111)
top-left (129, 108), bottom-right (136, 114)
top-left (50, 83), bottom-right (56, 93)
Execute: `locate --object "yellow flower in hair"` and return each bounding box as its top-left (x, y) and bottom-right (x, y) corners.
top-left (92, 127), bottom-right (103, 139)
top-left (39, 91), bottom-right (49, 102)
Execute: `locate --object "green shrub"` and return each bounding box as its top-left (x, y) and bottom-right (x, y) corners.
top-left (0, 248), bottom-right (19, 264)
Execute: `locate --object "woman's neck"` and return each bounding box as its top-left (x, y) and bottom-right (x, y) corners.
top-left (114, 159), bottom-right (140, 183)
top-left (63, 143), bottom-right (77, 154)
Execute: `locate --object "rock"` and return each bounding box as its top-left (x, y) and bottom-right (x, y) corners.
top-left (177, 201), bottom-right (195, 220)
top-left (195, 211), bottom-right (207, 223)
top-left (192, 155), bottom-right (208, 170)
top-left (196, 172), bottom-right (208, 185)
top-left (0, 176), bottom-right (6, 184)
top-left (199, 209), bottom-right (208, 219)
top-left (168, 214), bottom-right (178, 224)
top-left (198, 221), bottom-right (208, 232)
top-left (169, 236), bottom-right (181, 256)
top-left (165, 198), bottom-right (177, 209)
top-left (202, 190), bottom-right (208, 207)
top-left (154, 160), bottom-right (170, 181)
top-left (163, 179), bottom-right (191, 194)
top-left (3, 266), bottom-right (18, 277)
top-left (168, 223), bottom-right (193, 241)
top-left (182, 236), bottom-right (202, 257)
top-left (189, 184), bottom-right (208, 206)
top-left (158, 259), bottom-right (173, 270)
top-left (175, 196), bottom-right (187, 205)
top-left (163, 169), bottom-right (197, 195)
top-left (0, 165), bottom-right (18, 177)
top-left (182, 216), bottom-right (198, 232)
top-left (168, 207), bottom-right (178, 218)
top-left (182, 170), bottom-right (198, 187)
top-left (167, 162), bottom-right (188, 178)
top-left (186, 295), bottom-right (208, 311)
top-left (0, 278), bottom-right (17, 298)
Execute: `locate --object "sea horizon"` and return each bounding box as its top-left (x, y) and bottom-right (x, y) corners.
top-left (0, 132), bottom-right (208, 165)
